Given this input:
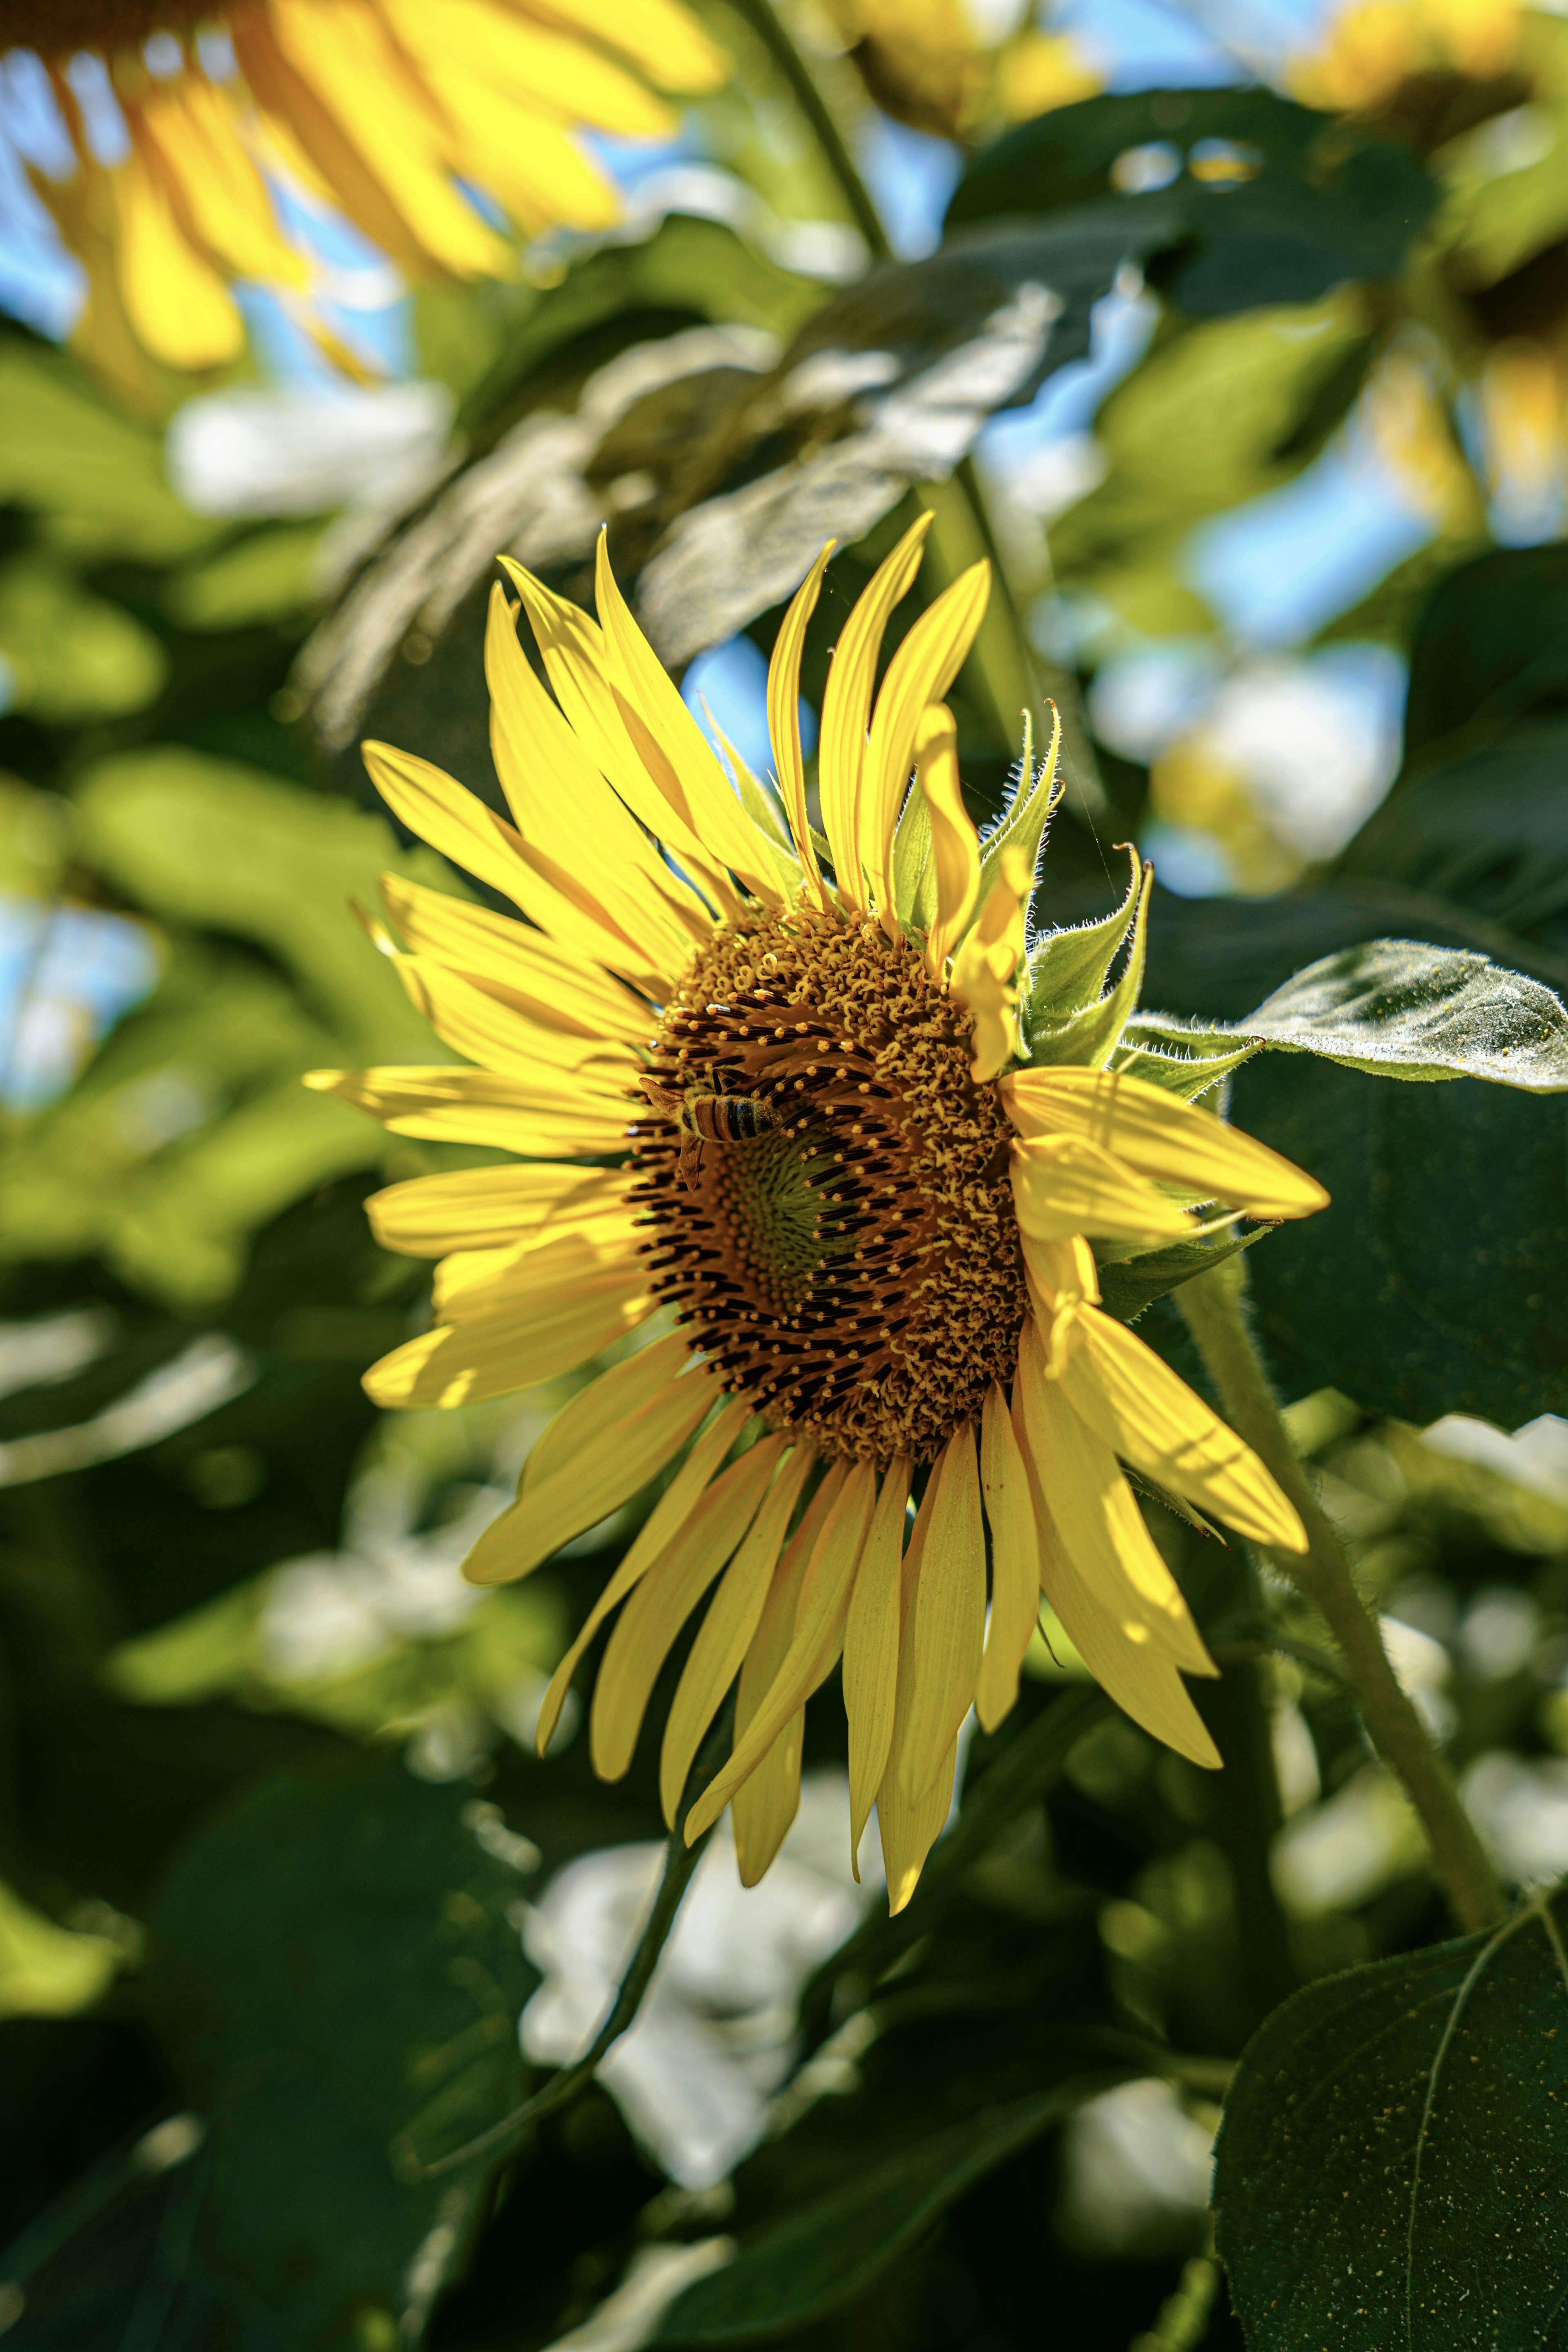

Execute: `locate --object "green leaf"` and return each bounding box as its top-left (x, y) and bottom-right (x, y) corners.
top-left (1096, 1224), bottom-right (1269, 1325)
top-left (1111, 1011), bottom-right (1260, 1100)
top-left (657, 2084), bottom-right (1107, 2345)
top-left (137, 1751), bottom-right (537, 2348)
top-left (1215, 1891), bottom-right (1568, 2351)
top-left (945, 88), bottom-right (1436, 316)
top-left (0, 556), bottom-right (167, 724)
top-left (1398, 541), bottom-right (1568, 761)
top-left (1242, 940), bottom-right (1568, 1091)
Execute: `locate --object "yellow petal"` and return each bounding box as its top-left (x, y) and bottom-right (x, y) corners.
top-left (114, 147), bottom-right (242, 370)
top-left (1010, 1132), bottom-right (1194, 1247)
top-left (1015, 1316), bottom-right (1212, 1677)
top-left (305, 1064), bottom-right (630, 1158)
top-left (363, 740), bottom-right (672, 993)
top-left (864, 560), bottom-right (990, 927)
top-left (918, 703), bottom-right (980, 973)
top-left (767, 544), bottom-right (833, 903)
top-left (976, 1383), bottom-right (1039, 1734)
top-left (1016, 1408), bottom-right (1220, 1768)
top-left (504, 0), bottom-right (731, 91)
top-left (1003, 1065), bottom-right (1330, 1220)
top-left (592, 535), bottom-right (785, 907)
top-left (729, 1463), bottom-right (848, 1881)
top-left (378, 873), bottom-right (655, 1048)
top-left (878, 1735), bottom-right (958, 1918)
top-left (364, 1241), bottom-right (652, 1409)
top-left (131, 82), bottom-right (304, 285)
top-left (660, 1443), bottom-right (816, 1826)
top-left (591, 1436), bottom-right (787, 1780)
top-left (684, 1459), bottom-right (874, 1843)
top-left (464, 1342), bottom-right (715, 1588)
top-left (368, 1162), bottom-right (633, 1262)
top-left (1065, 1306), bottom-right (1307, 1552)
top-left (434, 1204), bottom-right (641, 1313)
top-left (485, 585), bottom-right (707, 969)
top-left (895, 1428), bottom-right (985, 1804)
top-left (842, 1456), bottom-right (912, 1869)
top-left (531, 1396), bottom-right (751, 1749)
top-left (390, 951), bottom-right (637, 1086)
top-left (818, 515), bottom-right (932, 911)
top-left (952, 843), bottom-right (1031, 1082)
top-left (389, 0), bottom-right (676, 134)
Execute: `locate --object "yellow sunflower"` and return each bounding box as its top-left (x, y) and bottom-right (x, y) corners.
top-left (8, 0), bottom-right (727, 372)
top-left (310, 515), bottom-right (1328, 1912)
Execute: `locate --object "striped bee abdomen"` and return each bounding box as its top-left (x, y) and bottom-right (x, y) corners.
top-left (685, 1094), bottom-right (775, 1144)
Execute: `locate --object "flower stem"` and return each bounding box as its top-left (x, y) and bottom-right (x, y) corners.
top-left (1177, 1257), bottom-right (1508, 1936)
top-left (721, 0), bottom-right (892, 260)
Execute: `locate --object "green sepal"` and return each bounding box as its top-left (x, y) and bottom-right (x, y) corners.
top-left (892, 776), bottom-right (936, 931)
top-left (1110, 1012), bottom-right (1263, 1102)
top-left (1096, 1221), bottom-right (1272, 1325)
top-left (1025, 855), bottom-right (1150, 1069)
top-left (979, 705), bottom-right (1062, 892)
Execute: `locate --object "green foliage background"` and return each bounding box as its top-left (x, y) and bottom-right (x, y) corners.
top-left (4, 8), bottom-right (1568, 2349)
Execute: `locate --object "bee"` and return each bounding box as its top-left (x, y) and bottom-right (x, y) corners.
top-left (642, 1074), bottom-right (776, 1186)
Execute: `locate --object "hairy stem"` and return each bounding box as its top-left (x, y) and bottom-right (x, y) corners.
top-left (1178, 1258), bottom-right (1508, 1935)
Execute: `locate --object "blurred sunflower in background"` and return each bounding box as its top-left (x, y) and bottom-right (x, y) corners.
top-left (1, 0), bottom-right (728, 376)
top-left (822, 0), bottom-right (1098, 141)
top-left (312, 521), bottom-right (1327, 1914)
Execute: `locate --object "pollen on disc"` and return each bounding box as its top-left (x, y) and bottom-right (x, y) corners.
top-left (629, 904), bottom-right (1029, 1464)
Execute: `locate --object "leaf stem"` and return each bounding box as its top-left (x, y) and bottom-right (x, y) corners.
top-left (1177, 1258), bottom-right (1508, 1935)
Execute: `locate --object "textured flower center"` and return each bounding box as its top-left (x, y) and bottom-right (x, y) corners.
top-left (631, 907), bottom-right (1029, 1462)
top-left (0, 0), bottom-right (205, 48)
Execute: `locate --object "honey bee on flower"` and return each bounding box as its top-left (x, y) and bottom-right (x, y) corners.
top-left (310, 516), bottom-right (1329, 1914)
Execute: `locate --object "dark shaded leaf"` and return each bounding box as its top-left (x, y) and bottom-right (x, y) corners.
top-left (1241, 939), bottom-right (1568, 1091)
top-left (124, 1752), bottom-right (538, 2348)
top-left (1215, 1891), bottom-right (1568, 2350)
top-left (657, 2085), bottom-right (1104, 2345)
top-left (945, 89), bottom-right (1435, 316)
top-left (1399, 541), bottom-right (1568, 758)
top-left (1096, 1225), bottom-right (1270, 1325)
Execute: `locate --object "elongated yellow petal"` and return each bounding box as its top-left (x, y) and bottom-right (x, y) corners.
top-left (525, 1332), bottom-right (695, 1489)
top-left (728, 1464), bottom-right (848, 1881)
top-left (767, 545), bottom-right (833, 903)
top-left (390, 0), bottom-right (676, 133)
top-left (305, 1064), bottom-right (630, 1158)
top-left (390, 951), bottom-right (637, 1085)
top-left (132, 83), bottom-right (304, 285)
top-left (919, 704), bottom-right (980, 973)
top-left (434, 1205), bottom-right (640, 1312)
top-left (1012, 1407), bottom-right (1220, 1768)
top-left (842, 1456), bottom-right (912, 1869)
top-left (1010, 1132), bottom-right (1194, 1247)
top-left (895, 1428), bottom-right (985, 1804)
top-left (485, 585), bottom-right (707, 968)
top-left (659, 1443), bottom-right (816, 1826)
top-left (1003, 1066), bottom-right (1330, 1220)
top-left (378, 873), bottom-right (655, 1048)
top-left (365, 1244), bottom-right (653, 1409)
top-left (952, 844), bottom-right (1031, 1082)
top-left (501, 559), bottom-right (745, 921)
top-left (1065, 1306), bottom-right (1307, 1552)
top-left (685, 1460), bottom-right (875, 1842)
top-left (864, 560), bottom-right (990, 927)
top-left (114, 146), bottom-right (243, 370)
top-left (878, 1736), bottom-right (958, 1918)
top-left (818, 515), bottom-right (932, 911)
top-left (1016, 1316), bottom-right (1212, 1675)
top-left (592, 535), bottom-right (785, 907)
top-left (591, 1436), bottom-right (786, 1780)
top-left (506, 0), bottom-right (731, 91)
top-left (465, 1344), bottom-right (715, 1587)
top-left (976, 1383), bottom-right (1040, 1734)
top-left (363, 740), bottom-right (673, 993)
top-left (531, 1396), bottom-right (751, 1749)
top-left (368, 1164), bottom-right (632, 1259)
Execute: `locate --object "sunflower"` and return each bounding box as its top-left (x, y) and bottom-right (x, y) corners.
top-left (6, 0), bottom-right (727, 373)
top-left (310, 516), bottom-right (1328, 1912)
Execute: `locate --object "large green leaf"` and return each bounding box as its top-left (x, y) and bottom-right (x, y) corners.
top-left (1136, 886), bottom-right (1568, 1425)
top-left (142, 1753), bottom-right (533, 2346)
top-left (945, 88), bottom-right (1435, 316)
top-left (1398, 541), bottom-right (1568, 761)
top-left (657, 2083), bottom-right (1110, 2345)
top-left (1214, 1891), bottom-right (1568, 2351)
top-left (1241, 940), bottom-right (1568, 1090)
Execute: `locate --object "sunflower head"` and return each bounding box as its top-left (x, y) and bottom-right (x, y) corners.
top-left (313, 519), bottom-right (1328, 1909)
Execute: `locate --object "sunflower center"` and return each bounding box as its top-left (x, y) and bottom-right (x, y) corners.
top-left (0, 0), bottom-right (206, 49)
top-left (631, 906), bottom-right (1029, 1463)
